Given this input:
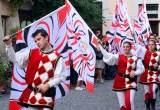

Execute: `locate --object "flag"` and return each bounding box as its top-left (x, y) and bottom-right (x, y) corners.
top-left (9, 5), bottom-right (70, 110)
top-left (105, 0), bottom-right (134, 54)
top-left (134, 0), bottom-right (152, 45)
top-left (66, 0), bottom-right (96, 94)
top-left (105, 3), bottom-right (119, 53)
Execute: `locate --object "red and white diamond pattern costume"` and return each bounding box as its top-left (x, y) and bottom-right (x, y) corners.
top-left (99, 46), bottom-right (144, 91)
top-left (6, 46), bottom-right (67, 109)
top-left (136, 45), bottom-right (160, 84)
top-left (99, 44), bottom-right (144, 110)
top-left (135, 43), bottom-right (160, 101)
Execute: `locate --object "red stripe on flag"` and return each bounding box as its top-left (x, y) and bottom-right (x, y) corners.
top-left (117, 23), bottom-right (122, 28)
top-left (71, 33), bottom-right (83, 45)
top-left (138, 3), bottom-right (144, 16)
top-left (80, 61), bottom-right (84, 76)
top-left (9, 100), bottom-right (23, 110)
top-left (144, 33), bottom-right (148, 39)
top-left (55, 33), bottom-right (67, 51)
top-left (69, 52), bottom-right (73, 59)
top-left (74, 20), bottom-right (84, 28)
top-left (86, 80), bottom-right (94, 94)
top-left (111, 22), bottom-right (116, 28)
top-left (65, 83), bottom-right (70, 89)
top-left (124, 19), bottom-right (129, 28)
top-left (73, 61), bottom-right (79, 69)
top-left (58, 6), bottom-right (67, 27)
top-left (16, 30), bottom-right (23, 41)
top-left (103, 36), bottom-right (111, 41)
top-left (132, 46), bottom-right (137, 51)
top-left (86, 63), bottom-right (95, 71)
top-left (138, 37), bottom-right (143, 42)
top-left (114, 37), bottom-right (121, 44)
top-left (134, 23), bottom-right (142, 30)
top-left (67, 27), bottom-right (72, 34)
top-left (12, 71), bottom-right (27, 85)
top-left (92, 36), bottom-right (97, 46)
top-left (65, 60), bottom-right (70, 66)
top-left (65, 0), bottom-right (71, 12)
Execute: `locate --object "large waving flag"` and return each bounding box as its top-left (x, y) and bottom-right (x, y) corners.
top-left (9, 5), bottom-right (70, 110)
top-left (134, 0), bottom-right (152, 45)
top-left (104, 3), bottom-right (119, 54)
top-left (66, 0), bottom-right (96, 94)
top-left (105, 0), bottom-right (134, 54)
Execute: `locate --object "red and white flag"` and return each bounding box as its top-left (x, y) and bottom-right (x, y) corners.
top-left (105, 0), bottom-right (134, 54)
top-left (9, 5), bottom-right (70, 110)
top-left (66, 0), bottom-right (96, 94)
top-left (134, 0), bottom-right (152, 45)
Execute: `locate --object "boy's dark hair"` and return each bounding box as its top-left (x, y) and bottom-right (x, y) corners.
top-left (123, 41), bottom-right (131, 48)
top-left (32, 29), bottom-right (49, 38)
top-left (97, 34), bottom-right (103, 41)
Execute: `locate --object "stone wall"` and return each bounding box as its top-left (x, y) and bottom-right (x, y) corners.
top-left (0, 0), bottom-right (20, 53)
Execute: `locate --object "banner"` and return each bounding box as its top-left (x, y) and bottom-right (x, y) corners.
top-left (9, 5), bottom-right (70, 110)
top-left (105, 0), bottom-right (135, 54)
top-left (134, 0), bottom-right (152, 45)
top-left (66, 0), bottom-right (96, 94)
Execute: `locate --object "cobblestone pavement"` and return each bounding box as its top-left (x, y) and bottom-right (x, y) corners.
top-left (1, 78), bottom-right (160, 110)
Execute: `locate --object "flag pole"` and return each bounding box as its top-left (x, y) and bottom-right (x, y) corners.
top-left (3, 3), bottom-right (67, 43)
top-left (3, 33), bottom-right (16, 42)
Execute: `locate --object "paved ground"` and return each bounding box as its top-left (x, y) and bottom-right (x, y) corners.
top-left (1, 78), bottom-right (160, 110)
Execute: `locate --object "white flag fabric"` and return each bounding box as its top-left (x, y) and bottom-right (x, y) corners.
top-left (66, 0), bottom-right (97, 93)
top-left (134, 0), bottom-right (152, 45)
top-left (9, 5), bottom-right (70, 110)
top-left (105, 0), bottom-right (134, 54)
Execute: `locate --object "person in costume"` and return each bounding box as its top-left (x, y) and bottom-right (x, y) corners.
top-left (146, 34), bottom-right (160, 51)
top-left (135, 40), bottom-right (160, 110)
top-left (96, 40), bottom-right (144, 110)
top-left (4, 29), bottom-right (67, 110)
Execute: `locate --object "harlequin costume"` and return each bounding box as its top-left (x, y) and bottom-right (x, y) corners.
top-left (136, 44), bottom-right (160, 110)
top-left (99, 44), bottom-right (144, 110)
top-left (6, 45), bottom-right (67, 110)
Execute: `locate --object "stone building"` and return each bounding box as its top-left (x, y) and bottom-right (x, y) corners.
top-left (0, 0), bottom-right (32, 53)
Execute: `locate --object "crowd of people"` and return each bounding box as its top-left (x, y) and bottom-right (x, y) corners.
top-left (96, 32), bottom-right (160, 110)
top-left (70, 30), bottom-right (160, 110)
top-left (2, 28), bottom-right (160, 110)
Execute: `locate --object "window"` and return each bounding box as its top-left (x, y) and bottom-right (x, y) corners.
top-left (139, 4), bottom-right (158, 18)
top-left (146, 4), bottom-right (158, 18)
top-left (1, 16), bottom-right (6, 36)
top-left (18, 10), bottom-right (33, 28)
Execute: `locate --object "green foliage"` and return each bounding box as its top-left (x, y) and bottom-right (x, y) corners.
top-left (5, 0), bottom-right (29, 17)
top-left (10, 26), bottom-right (20, 34)
top-left (0, 53), bottom-right (12, 85)
top-left (5, 0), bottom-right (103, 29)
top-left (31, 0), bottom-right (103, 29)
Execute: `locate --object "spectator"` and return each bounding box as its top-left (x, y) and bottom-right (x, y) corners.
top-left (75, 76), bottom-right (86, 91)
top-left (70, 60), bottom-right (78, 89)
top-left (95, 35), bottom-right (105, 83)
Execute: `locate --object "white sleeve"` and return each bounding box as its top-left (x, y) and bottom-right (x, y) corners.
top-left (135, 43), bottom-right (146, 59)
top-left (6, 44), bottom-right (30, 69)
top-left (135, 59), bottom-right (145, 75)
top-left (99, 44), bottom-right (119, 65)
top-left (47, 57), bottom-right (67, 88)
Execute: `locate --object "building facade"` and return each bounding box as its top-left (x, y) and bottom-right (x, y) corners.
top-left (0, 0), bottom-right (32, 53)
top-left (97, 0), bottom-right (160, 36)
